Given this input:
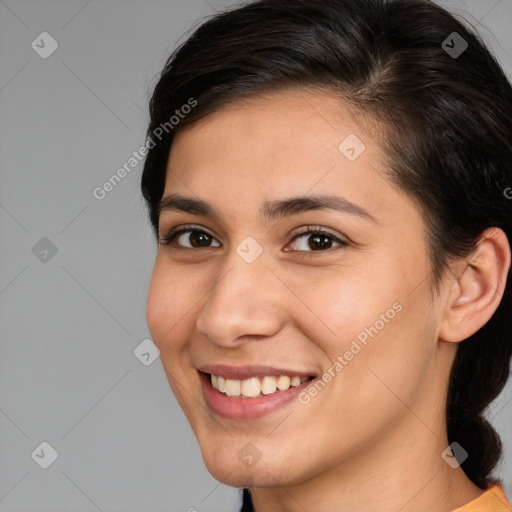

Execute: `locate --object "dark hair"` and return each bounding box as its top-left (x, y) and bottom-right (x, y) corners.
top-left (141, 0), bottom-right (512, 494)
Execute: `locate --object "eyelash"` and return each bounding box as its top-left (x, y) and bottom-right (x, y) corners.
top-left (158, 224), bottom-right (349, 253)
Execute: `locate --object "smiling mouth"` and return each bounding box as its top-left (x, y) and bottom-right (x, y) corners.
top-left (203, 372), bottom-right (314, 398)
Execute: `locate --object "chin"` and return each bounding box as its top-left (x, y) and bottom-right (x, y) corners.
top-left (206, 465), bottom-right (262, 488)
top-left (204, 459), bottom-right (286, 489)
top-left (198, 440), bottom-right (307, 489)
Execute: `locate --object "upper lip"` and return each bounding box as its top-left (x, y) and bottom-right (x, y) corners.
top-left (198, 364), bottom-right (316, 380)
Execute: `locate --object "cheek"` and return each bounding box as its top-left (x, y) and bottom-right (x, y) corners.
top-left (294, 257), bottom-right (433, 398)
top-left (145, 259), bottom-right (200, 350)
top-left (325, 284), bottom-right (435, 428)
top-left (287, 265), bottom-right (392, 357)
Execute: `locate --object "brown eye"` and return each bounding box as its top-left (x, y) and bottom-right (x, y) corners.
top-left (159, 226), bottom-right (221, 249)
top-left (287, 227), bottom-right (348, 252)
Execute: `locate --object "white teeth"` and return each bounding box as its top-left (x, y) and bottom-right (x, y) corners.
top-left (225, 378), bottom-right (241, 396)
top-left (277, 375), bottom-right (291, 391)
top-left (261, 376), bottom-right (277, 395)
top-left (210, 373), bottom-right (310, 398)
top-left (241, 377), bottom-right (261, 397)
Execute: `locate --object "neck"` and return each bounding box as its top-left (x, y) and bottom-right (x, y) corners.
top-left (249, 405), bottom-right (484, 512)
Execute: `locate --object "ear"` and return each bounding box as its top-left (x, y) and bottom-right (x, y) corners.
top-left (439, 227), bottom-right (511, 343)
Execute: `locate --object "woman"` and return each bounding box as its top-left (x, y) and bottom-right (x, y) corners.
top-left (141, 0), bottom-right (512, 510)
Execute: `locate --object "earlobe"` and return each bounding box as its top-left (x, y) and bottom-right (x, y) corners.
top-left (439, 227), bottom-right (511, 343)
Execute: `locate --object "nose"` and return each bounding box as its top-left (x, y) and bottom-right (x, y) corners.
top-left (195, 252), bottom-right (286, 348)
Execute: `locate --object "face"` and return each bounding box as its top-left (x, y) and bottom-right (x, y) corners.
top-left (146, 89), bottom-right (451, 488)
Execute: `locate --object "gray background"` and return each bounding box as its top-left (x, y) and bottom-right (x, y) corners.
top-left (0, 0), bottom-right (511, 511)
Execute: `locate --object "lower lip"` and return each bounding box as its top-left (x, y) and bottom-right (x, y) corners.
top-left (199, 372), bottom-right (313, 420)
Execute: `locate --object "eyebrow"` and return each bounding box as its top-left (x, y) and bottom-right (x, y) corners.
top-left (158, 193), bottom-right (377, 224)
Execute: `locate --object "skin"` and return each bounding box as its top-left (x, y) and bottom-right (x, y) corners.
top-left (145, 89), bottom-right (511, 512)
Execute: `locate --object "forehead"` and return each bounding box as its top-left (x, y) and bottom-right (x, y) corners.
top-left (163, 89), bottom-right (415, 229)
top-left (168, 91), bottom-right (371, 179)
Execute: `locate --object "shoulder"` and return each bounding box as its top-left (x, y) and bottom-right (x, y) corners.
top-left (452, 484), bottom-right (511, 511)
